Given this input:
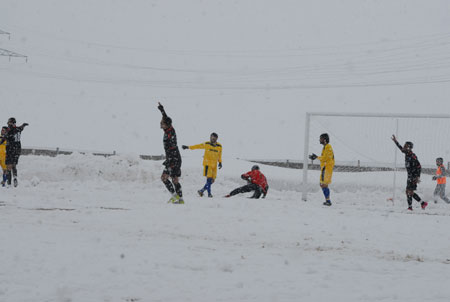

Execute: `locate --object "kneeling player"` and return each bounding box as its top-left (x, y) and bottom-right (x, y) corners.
top-left (225, 165), bottom-right (268, 199)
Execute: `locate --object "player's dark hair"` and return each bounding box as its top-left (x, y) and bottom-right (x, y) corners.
top-left (211, 132), bottom-right (218, 138)
top-left (251, 165), bottom-right (260, 171)
top-left (8, 117), bottom-right (16, 124)
top-left (436, 157), bottom-right (444, 164)
top-left (405, 141), bottom-right (413, 149)
top-left (320, 133), bottom-right (329, 143)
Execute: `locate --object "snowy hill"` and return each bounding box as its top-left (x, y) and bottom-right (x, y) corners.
top-left (1, 154), bottom-right (450, 301)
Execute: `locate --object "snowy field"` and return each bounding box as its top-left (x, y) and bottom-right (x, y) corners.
top-left (1, 153), bottom-right (450, 302)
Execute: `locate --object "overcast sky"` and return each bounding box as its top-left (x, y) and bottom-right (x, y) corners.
top-left (1, 0), bottom-right (450, 160)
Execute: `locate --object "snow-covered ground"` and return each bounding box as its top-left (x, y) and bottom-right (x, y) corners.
top-left (1, 153), bottom-right (450, 302)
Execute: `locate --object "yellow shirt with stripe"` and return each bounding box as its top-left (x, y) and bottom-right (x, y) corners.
top-left (189, 141), bottom-right (222, 167)
top-left (318, 143), bottom-right (334, 184)
top-left (318, 143), bottom-right (335, 168)
top-left (0, 140), bottom-right (6, 170)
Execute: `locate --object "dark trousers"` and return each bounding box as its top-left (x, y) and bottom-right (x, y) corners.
top-left (230, 183), bottom-right (262, 199)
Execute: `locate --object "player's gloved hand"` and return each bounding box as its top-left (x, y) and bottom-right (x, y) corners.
top-left (241, 174), bottom-right (248, 180)
top-left (432, 176), bottom-right (437, 181)
top-left (23, 123), bottom-right (29, 127)
top-left (309, 153), bottom-right (317, 160)
top-left (158, 102), bottom-right (164, 111)
top-left (181, 145), bottom-right (189, 150)
top-left (218, 162), bottom-right (222, 169)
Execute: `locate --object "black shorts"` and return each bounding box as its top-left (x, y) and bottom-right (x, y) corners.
top-left (5, 149), bottom-right (20, 165)
top-left (162, 157), bottom-right (182, 178)
top-left (406, 176), bottom-right (419, 191)
top-left (163, 165), bottom-right (181, 178)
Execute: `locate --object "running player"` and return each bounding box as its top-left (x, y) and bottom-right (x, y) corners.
top-left (182, 133), bottom-right (222, 198)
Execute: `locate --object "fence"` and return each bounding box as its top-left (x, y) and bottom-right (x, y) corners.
top-left (21, 147), bottom-right (165, 161)
top-left (21, 147), bottom-right (441, 175)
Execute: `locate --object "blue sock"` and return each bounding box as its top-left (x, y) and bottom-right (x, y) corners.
top-left (206, 178), bottom-right (213, 195)
top-left (2, 173), bottom-right (6, 184)
top-left (322, 187), bottom-right (330, 202)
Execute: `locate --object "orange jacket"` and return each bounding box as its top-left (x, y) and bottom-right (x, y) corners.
top-left (436, 165), bottom-right (447, 184)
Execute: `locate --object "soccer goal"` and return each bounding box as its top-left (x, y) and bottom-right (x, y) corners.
top-left (302, 112), bottom-right (450, 202)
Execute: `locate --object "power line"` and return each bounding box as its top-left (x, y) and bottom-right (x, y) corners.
top-left (0, 29), bottom-right (27, 61)
top-left (0, 29), bottom-right (10, 39)
top-left (0, 48), bottom-right (28, 61)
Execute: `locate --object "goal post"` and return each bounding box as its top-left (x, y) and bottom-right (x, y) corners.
top-left (302, 112), bottom-right (450, 202)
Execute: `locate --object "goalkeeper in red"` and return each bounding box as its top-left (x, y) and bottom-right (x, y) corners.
top-left (182, 133), bottom-right (222, 198)
top-left (309, 133), bottom-right (334, 206)
top-left (391, 135), bottom-right (427, 210)
top-left (225, 165), bottom-right (268, 199)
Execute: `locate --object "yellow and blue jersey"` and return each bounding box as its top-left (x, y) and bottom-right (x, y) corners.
top-left (318, 143), bottom-right (335, 168)
top-left (189, 141), bottom-right (222, 167)
top-left (0, 140), bottom-right (6, 170)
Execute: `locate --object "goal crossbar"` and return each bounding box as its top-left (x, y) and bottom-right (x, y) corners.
top-left (306, 112), bottom-right (450, 119)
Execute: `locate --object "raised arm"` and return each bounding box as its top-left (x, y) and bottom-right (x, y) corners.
top-left (391, 135), bottom-right (404, 152)
top-left (158, 102), bottom-right (168, 119)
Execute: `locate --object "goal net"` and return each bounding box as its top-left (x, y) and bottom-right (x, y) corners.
top-left (302, 112), bottom-right (450, 202)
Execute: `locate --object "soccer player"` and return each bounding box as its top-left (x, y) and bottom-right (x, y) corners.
top-left (432, 157), bottom-right (450, 204)
top-left (225, 165), bottom-right (268, 199)
top-left (182, 133), bottom-right (222, 197)
top-left (309, 133), bottom-right (335, 206)
top-left (391, 135), bottom-right (427, 210)
top-left (0, 118), bottom-right (29, 187)
top-left (158, 102), bottom-right (184, 204)
top-left (0, 127), bottom-right (7, 187)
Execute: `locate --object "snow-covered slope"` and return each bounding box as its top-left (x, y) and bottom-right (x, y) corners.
top-left (1, 154), bottom-right (450, 301)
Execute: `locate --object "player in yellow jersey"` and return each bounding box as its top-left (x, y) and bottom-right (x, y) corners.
top-left (0, 127), bottom-right (7, 187)
top-left (309, 133), bottom-right (335, 206)
top-left (182, 132), bottom-right (222, 197)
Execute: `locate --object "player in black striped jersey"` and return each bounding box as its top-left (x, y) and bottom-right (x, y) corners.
top-left (0, 118), bottom-right (29, 187)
